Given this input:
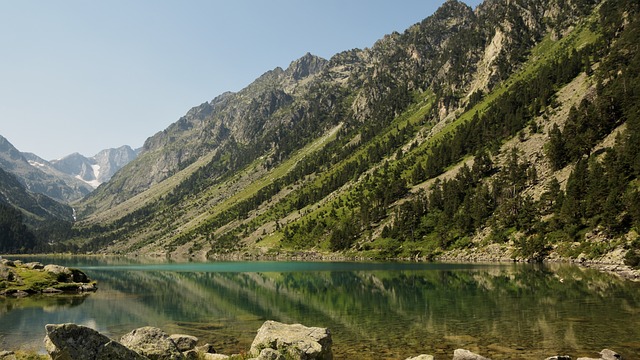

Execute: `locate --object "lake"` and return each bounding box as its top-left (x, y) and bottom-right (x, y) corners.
top-left (1, 258), bottom-right (639, 359)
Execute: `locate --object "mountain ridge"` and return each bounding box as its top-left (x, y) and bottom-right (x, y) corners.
top-left (12, 0), bottom-right (640, 268)
top-left (0, 134), bottom-right (93, 202)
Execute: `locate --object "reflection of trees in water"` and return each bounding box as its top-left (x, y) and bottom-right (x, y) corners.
top-left (0, 294), bottom-right (89, 316)
top-left (88, 264), bottom-right (640, 358)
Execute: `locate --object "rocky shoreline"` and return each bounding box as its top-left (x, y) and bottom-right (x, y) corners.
top-left (204, 245), bottom-right (640, 282)
top-left (0, 258), bottom-right (97, 297)
top-left (0, 320), bottom-right (624, 360)
top-left (432, 243), bottom-right (640, 282)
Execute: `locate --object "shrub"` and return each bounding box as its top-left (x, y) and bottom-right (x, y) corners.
top-left (624, 248), bottom-right (640, 269)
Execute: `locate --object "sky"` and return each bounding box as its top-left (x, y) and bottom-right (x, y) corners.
top-left (0, 0), bottom-right (481, 161)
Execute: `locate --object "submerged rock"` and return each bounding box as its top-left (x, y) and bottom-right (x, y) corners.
top-left (250, 320), bottom-right (332, 360)
top-left (44, 323), bottom-right (147, 360)
top-left (600, 349), bottom-right (623, 360)
top-left (577, 348), bottom-right (623, 360)
top-left (453, 349), bottom-right (492, 360)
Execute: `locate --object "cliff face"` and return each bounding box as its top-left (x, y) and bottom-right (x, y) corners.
top-left (68, 0), bottom-right (640, 264)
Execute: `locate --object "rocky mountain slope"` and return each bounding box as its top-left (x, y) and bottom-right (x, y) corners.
top-left (63, 0), bottom-right (640, 266)
top-left (0, 166), bottom-right (72, 223)
top-left (0, 135), bottom-right (92, 202)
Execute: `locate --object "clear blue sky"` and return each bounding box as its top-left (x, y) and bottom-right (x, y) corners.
top-left (0, 0), bottom-right (481, 160)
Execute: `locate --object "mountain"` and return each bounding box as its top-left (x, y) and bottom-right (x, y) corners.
top-left (48, 145), bottom-right (139, 188)
top-left (69, 0), bottom-right (640, 266)
top-left (0, 166), bottom-right (73, 225)
top-left (0, 164), bottom-right (73, 253)
top-left (0, 135), bottom-right (93, 202)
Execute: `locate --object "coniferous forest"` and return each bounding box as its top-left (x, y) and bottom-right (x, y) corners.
top-left (1, 0), bottom-right (640, 270)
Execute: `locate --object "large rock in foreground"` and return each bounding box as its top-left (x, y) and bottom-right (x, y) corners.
top-left (44, 323), bottom-right (147, 360)
top-left (120, 326), bottom-right (185, 360)
top-left (250, 320), bottom-right (332, 360)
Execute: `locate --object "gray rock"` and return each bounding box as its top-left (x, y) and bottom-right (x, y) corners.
top-left (196, 343), bottom-right (217, 354)
top-left (44, 264), bottom-right (89, 283)
top-left (0, 350), bottom-right (16, 360)
top-left (44, 323), bottom-right (147, 360)
top-left (545, 356), bottom-right (571, 360)
top-left (44, 264), bottom-right (73, 282)
top-left (250, 320), bottom-right (332, 360)
top-left (405, 356), bottom-right (434, 360)
top-left (0, 259), bottom-right (15, 267)
top-left (24, 262), bottom-right (44, 270)
top-left (577, 349), bottom-right (622, 360)
top-left (169, 334), bottom-right (198, 352)
top-left (0, 267), bottom-right (15, 281)
top-left (79, 282), bottom-right (98, 291)
top-left (182, 350), bottom-right (200, 360)
top-left (43, 287), bottom-right (64, 294)
top-left (120, 326), bottom-right (185, 360)
top-left (10, 290), bottom-right (29, 297)
top-left (255, 348), bottom-right (285, 360)
top-left (202, 354), bottom-right (229, 360)
top-left (453, 349), bottom-right (491, 360)
top-left (600, 349), bottom-right (622, 360)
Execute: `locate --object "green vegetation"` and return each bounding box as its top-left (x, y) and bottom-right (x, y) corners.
top-left (9, 0), bottom-right (637, 265)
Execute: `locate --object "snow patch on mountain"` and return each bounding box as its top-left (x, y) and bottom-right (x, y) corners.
top-left (76, 175), bottom-right (101, 189)
top-left (91, 164), bottom-right (101, 183)
top-left (49, 146), bottom-right (139, 189)
top-left (27, 160), bottom-right (47, 168)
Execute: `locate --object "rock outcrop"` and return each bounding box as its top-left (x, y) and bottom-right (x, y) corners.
top-left (0, 260), bottom-right (97, 296)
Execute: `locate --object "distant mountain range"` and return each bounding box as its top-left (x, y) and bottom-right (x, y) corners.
top-left (26, 146), bottom-right (140, 189)
top-left (0, 134), bottom-right (138, 203)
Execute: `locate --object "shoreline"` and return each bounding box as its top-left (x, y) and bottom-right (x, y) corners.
top-left (5, 247), bottom-right (640, 283)
top-left (1, 254), bottom-right (638, 359)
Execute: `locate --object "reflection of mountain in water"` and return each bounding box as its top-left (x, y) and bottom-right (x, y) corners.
top-left (0, 294), bottom-right (92, 350)
top-left (89, 264), bottom-right (640, 359)
top-left (1, 263), bottom-right (639, 358)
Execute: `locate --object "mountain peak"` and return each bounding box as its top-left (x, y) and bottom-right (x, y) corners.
top-left (50, 145), bottom-right (138, 188)
top-left (284, 52), bottom-right (328, 81)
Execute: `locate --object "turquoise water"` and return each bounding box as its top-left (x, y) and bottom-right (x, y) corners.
top-left (1, 258), bottom-right (640, 359)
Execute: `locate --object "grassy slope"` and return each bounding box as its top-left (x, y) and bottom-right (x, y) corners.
top-left (253, 10), bottom-right (604, 256)
top-left (76, 5), bottom-right (605, 259)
